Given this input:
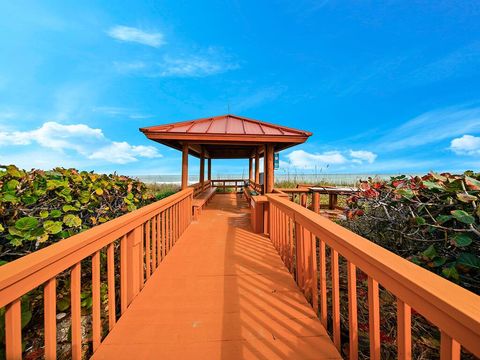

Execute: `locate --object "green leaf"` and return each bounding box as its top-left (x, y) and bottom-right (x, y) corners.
top-left (457, 193), bottom-right (477, 203)
top-left (457, 253), bottom-right (480, 269)
top-left (62, 205), bottom-right (77, 212)
top-left (63, 214), bottom-right (82, 227)
top-left (15, 217), bottom-right (38, 231)
top-left (442, 266), bottom-right (459, 281)
top-left (452, 233), bottom-right (472, 247)
top-left (2, 193), bottom-right (18, 203)
top-left (95, 188), bottom-right (104, 195)
top-left (6, 179), bottom-right (19, 190)
top-left (422, 245), bottom-right (437, 260)
top-left (57, 297), bottom-right (71, 312)
top-left (0, 224), bottom-right (4, 232)
top-left (397, 188), bottom-right (414, 199)
top-left (415, 217), bottom-right (426, 225)
top-left (465, 176), bottom-right (480, 190)
top-left (432, 257), bottom-right (446, 267)
top-left (6, 165), bottom-right (22, 178)
top-left (451, 210), bottom-right (475, 224)
top-left (50, 209), bottom-right (62, 218)
top-left (436, 215), bottom-right (452, 224)
top-left (43, 220), bottom-right (63, 234)
top-left (423, 181), bottom-right (444, 190)
top-left (40, 210), bottom-right (49, 218)
top-left (21, 195), bottom-right (38, 205)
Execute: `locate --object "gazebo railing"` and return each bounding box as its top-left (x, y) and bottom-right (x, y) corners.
top-left (211, 179), bottom-right (245, 193)
top-left (0, 188), bottom-right (193, 359)
top-left (266, 194), bottom-right (480, 359)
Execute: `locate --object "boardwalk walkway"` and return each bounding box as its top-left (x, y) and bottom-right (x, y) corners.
top-left (92, 194), bottom-right (341, 360)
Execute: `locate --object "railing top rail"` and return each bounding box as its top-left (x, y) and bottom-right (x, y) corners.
top-left (274, 188), bottom-right (310, 193)
top-left (266, 193), bottom-right (480, 356)
top-left (0, 188), bottom-right (193, 307)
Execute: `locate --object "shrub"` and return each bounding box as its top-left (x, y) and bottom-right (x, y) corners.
top-left (0, 164), bottom-right (155, 263)
top-left (343, 171), bottom-right (480, 294)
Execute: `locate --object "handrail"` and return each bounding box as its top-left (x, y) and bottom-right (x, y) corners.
top-left (266, 194), bottom-right (480, 358)
top-left (0, 188), bottom-right (194, 359)
top-left (211, 179), bottom-right (245, 193)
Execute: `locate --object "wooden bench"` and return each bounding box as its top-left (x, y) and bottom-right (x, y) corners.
top-left (243, 185), bottom-right (259, 203)
top-left (192, 186), bottom-right (217, 220)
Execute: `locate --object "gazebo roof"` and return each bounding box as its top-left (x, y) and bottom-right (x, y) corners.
top-left (140, 114), bottom-right (312, 159)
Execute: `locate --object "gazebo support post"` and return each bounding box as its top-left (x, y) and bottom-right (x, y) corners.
top-left (255, 148), bottom-right (260, 185)
top-left (248, 158), bottom-right (253, 181)
top-left (181, 143), bottom-right (189, 190)
top-left (207, 158), bottom-right (211, 181)
top-left (199, 147), bottom-right (205, 189)
top-left (265, 144), bottom-right (274, 193)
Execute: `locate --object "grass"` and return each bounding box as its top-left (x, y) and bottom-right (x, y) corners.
top-left (145, 183), bottom-right (180, 199)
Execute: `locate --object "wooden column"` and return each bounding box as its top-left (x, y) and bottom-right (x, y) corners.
top-left (263, 145), bottom-right (267, 194)
top-left (255, 148), bottom-right (260, 184)
top-left (208, 158), bottom-right (212, 181)
top-left (199, 147), bottom-right (205, 186)
top-left (181, 143), bottom-right (189, 190)
top-left (248, 157), bottom-right (253, 181)
top-left (265, 144), bottom-right (274, 193)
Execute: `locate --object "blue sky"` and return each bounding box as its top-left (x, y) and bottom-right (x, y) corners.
top-left (1, 1), bottom-right (480, 176)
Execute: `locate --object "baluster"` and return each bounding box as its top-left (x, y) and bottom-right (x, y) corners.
top-left (120, 235), bottom-right (128, 314)
top-left (311, 233), bottom-right (318, 315)
top-left (332, 249), bottom-right (341, 350)
top-left (368, 277), bottom-right (380, 360)
top-left (157, 214), bottom-right (161, 263)
top-left (295, 221), bottom-right (304, 287)
top-left (145, 220), bottom-right (151, 279)
top-left (162, 211), bottom-right (166, 259)
top-left (348, 261), bottom-right (358, 360)
top-left (397, 299), bottom-right (411, 360)
top-left (44, 277), bottom-right (57, 359)
top-left (289, 216), bottom-right (294, 274)
top-left (92, 251), bottom-right (101, 351)
top-left (151, 217), bottom-right (157, 271)
top-left (5, 298), bottom-right (22, 359)
top-left (303, 227), bottom-right (312, 300)
top-left (440, 331), bottom-right (460, 360)
top-left (107, 243), bottom-right (116, 330)
top-left (319, 239), bottom-right (327, 327)
top-left (71, 262), bottom-right (82, 359)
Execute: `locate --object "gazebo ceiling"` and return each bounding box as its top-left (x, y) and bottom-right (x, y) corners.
top-left (140, 114), bottom-right (312, 159)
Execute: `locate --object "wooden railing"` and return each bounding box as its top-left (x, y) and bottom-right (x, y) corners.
top-left (211, 179), bottom-right (245, 193)
top-left (0, 188), bottom-right (194, 359)
top-left (190, 180), bottom-right (212, 197)
top-left (249, 180), bottom-right (263, 194)
top-left (266, 194), bottom-right (480, 359)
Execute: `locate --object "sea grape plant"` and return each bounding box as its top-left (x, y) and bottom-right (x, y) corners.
top-left (0, 165), bottom-right (155, 262)
top-left (343, 171), bottom-right (480, 294)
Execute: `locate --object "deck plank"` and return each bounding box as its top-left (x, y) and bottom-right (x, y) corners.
top-left (92, 194), bottom-right (341, 360)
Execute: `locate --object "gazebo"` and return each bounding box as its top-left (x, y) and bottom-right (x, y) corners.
top-left (139, 114), bottom-right (312, 193)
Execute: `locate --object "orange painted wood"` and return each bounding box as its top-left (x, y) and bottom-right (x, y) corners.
top-left (181, 143), bottom-right (189, 189)
top-left (5, 298), bottom-right (22, 359)
top-left (265, 194), bottom-right (480, 358)
top-left (151, 217), bottom-right (157, 271)
top-left (312, 192), bottom-right (320, 213)
top-left (161, 211), bottom-right (166, 260)
top-left (199, 149), bottom-right (205, 185)
top-left (107, 243), bottom-right (116, 331)
top-left (71, 262), bottom-right (82, 360)
top-left (44, 277), bottom-right (57, 360)
top-left (145, 220), bottom-right (151, 279)
top-left (255, 148), bottom-right (260, 185)
top-left (300, 193), bottom-right (307, 207)
top-left (91, 194), bottom-right (339, 360)
top-left (295, 221), bottom-right (304, 288)
top-left (249, 157), bottom-right (253, 181)
top-left (156, 214), bottom-right (161, 264)
top-left (319, 238), bottom-right (327, 328)
top-left (120, 235), bottom-right (128, 314)
top-left (347, 261), bottom-right (358, 360)
top-left (0, 188), bottom-right (193, 309)
top-left (440, 331), bottom-right (460, 360)
top-left (303, 226), bottom-right (312, 300)
top-left (397, 299), bottom-right (411, 360)
top-left (332, 249), bottom-right (341, 350)
top-left (368, 277), bottom-right (380, 360)
top-left (92, 251), bottom-right (101, 351)
top-left (207, 158), bottom-right (212, 181)
top-left (311, 233), bottom-right (319, 315)
top-left (289, 216), bottom-right (294, 274)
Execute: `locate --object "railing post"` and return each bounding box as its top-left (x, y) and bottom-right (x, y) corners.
top-left (126, 225), bottom-right (143, 305)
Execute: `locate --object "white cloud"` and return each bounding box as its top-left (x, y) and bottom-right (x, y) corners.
top-left (155, 56), bottom-right (239, 78)
top-left (285, 150), bottom-right (347, 169)
top-left (281, 149), bottom-right (377, 170)
top-left (450, 134), bottom-right (480, 155)
top-left (349, 150), bottom-right (377, 164)
top-left (0, 121), bottom-right (161, 165)
top-left (107, 26), bottom-right (165, 47)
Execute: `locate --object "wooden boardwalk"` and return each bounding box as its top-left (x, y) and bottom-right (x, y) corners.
top-left (92, 194), bottom-right (341, 360)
